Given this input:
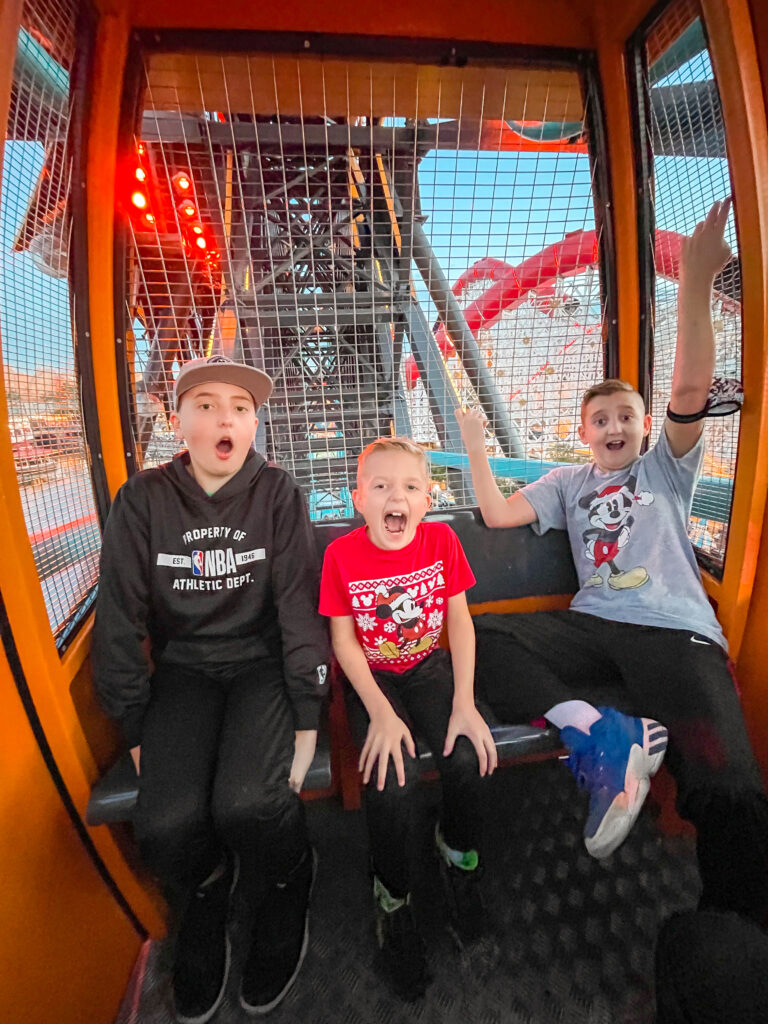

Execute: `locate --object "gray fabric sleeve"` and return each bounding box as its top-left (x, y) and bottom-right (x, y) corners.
top-left (519, 468), bottom-right (569, 535)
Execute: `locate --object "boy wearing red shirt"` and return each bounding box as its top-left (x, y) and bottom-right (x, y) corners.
top-left (320, 437), bottom-right (497, 1000)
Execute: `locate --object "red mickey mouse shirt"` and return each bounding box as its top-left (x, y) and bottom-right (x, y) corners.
top-left (319, 520), bottom-right (476, 673)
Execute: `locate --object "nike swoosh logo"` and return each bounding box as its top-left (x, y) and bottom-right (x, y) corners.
top-left (690, 636), bottom-right (711, 645)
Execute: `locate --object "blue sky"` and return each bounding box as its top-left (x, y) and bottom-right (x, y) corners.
top-left (1, 38), bottom-right (734, 375)
top-left (1, 140), bottom-right (73, 377)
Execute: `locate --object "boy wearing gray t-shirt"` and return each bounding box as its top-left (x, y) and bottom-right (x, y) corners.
top-left (458, 199), bottom-right (768, 926)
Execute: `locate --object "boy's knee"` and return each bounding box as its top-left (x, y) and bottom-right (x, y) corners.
top-left (213, 781), bottom-right (297, 835)
top-left (135, 799), bottom-right (209, 872)
top-left (364, 754), bottom-right (420, 800)
top-left (440, 735), bottom-right (483, 779)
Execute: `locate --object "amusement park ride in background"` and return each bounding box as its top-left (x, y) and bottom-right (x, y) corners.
top-left (12, 21), bottom-right (741, 529)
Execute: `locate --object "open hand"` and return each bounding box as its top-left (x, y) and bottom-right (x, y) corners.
top-left (681, 197), bottom-right (733, 281)
top-left (444, 705), bottom-right (498, 776)
top-left (359, 710), bottom-right (416, 791)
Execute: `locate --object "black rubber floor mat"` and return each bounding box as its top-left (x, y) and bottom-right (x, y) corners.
top-left (116, 760), bottom-right (700, 1023)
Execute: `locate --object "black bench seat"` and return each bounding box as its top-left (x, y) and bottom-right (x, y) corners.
top-left (415, 722), bottom-right (561, 774)
top-left (87, 509), bottom-right (573, 822)
top-left (86, 724), bottom-right (333, 827)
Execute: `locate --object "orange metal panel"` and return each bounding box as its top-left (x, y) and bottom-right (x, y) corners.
top-left (127, 0), bottom-right (596, 48)
top-left (751, 0), bottom-right (768, 113)
top-left (0, 420), bottom-right (165, 939)
top-left (700, 570), bottom-right (722, 605)
top-left (732, 497), bottom-right (768, 784)
top-left (87, 11), bottom-right (131, 498)
top-left (0, 656), bottom-right (141, 1024)
top-left (595, 29), bottom-right (640, 388)
top-left (700, 0), bottom-right (768, 660)
top-left (0, 4), bottom-right (164, 938)
top-left (0, 1), bottom-right (23, 128)
top-left (468, 594), bottom-right (574, 616)
top-left (719, 0), bottom-right (768, 780)
top-left (594, 0), bottom-right (660, 43)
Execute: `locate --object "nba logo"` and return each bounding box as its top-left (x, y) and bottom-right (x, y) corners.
top-left (192, 550), bottom-right (204, 576)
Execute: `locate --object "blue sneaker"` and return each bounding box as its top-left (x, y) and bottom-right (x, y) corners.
top-left (560, 707), bottom-right (668, 859)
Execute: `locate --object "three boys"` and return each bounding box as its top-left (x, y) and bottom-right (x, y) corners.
top-left (93, 197), bottom-right (767, 1021)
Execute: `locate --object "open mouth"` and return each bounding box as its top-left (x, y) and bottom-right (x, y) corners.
top-left (384, 512), bottom-right (407, 535)
top-left (606, 440), bottom-right (625, 451)
top-left (216, 437), bottom-right (233, 455)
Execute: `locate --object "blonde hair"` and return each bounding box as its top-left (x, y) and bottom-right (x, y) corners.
top-left (356, 436), bottom-right (429, 487)
top-left (581, 379), bottom-right (644, 420)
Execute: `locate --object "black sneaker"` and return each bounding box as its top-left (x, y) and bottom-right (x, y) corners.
top-left (173, 854), bottom-right (237, 1024)
top-left (239, 847), bottom-right (316, 1016)
top-left (375, 892), bottom-right (430, 1001)
top-left (439, 857), bottom-right (488, 947)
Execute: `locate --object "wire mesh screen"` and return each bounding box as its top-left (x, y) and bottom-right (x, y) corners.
top-left (123, 47), bottom-right (607, 516)
top-left (1, 0), bottom-right (101, 642)
top-left (643, 1), bottom-right (741, 576)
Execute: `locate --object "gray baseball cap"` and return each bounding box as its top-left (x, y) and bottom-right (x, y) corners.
top-left (174, 355), bottom-right (273, 409)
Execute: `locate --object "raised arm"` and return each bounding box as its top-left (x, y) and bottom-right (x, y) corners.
top-left (455, 407), bottom-right (538, 528)
top-left (667, 197), bottom-right (733, 457)
top-left (330, 616), bottom-right (416, 790)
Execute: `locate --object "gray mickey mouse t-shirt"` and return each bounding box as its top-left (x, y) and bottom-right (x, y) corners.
top-left (520, 428), bottom-right (726, 649)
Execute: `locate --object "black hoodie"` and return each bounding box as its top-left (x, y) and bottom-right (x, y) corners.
top-left (92, 449), bottom-right (329, 747)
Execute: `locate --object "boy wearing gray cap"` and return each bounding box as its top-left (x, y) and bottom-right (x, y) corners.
top-left (93, 356), bottom-right (329, 1021)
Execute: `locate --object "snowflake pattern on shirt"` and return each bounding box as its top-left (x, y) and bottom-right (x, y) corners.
top-left (349, 561), bottom-right (447, 668)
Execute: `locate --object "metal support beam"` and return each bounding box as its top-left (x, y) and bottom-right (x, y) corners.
top-left (409, 220), bottom-right (524, 458)
top-left (375, 321), bottom-right (411, 437)
top-left (401, 301), bottom-right (474, 499)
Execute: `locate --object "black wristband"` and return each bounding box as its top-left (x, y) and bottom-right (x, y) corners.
top-left (666, 402), bottom-right (710, 424)
top-left (667, 378), bottom-right (743, 422)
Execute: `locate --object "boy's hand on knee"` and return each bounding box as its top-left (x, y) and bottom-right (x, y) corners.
top-left (360, 710), bottom-right (416, 791)
top-left (289, 730), bottom-right (318, 793)
top-left (454, 407), bottom-right (488, 455)
top-left (130, 745), bottom-right (141, 776)
top-left (444, 706), bottom-right (498, 776)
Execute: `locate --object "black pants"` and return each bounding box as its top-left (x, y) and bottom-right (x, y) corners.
top-left (134, 659), bottom-right (307, 907)
top-left (346, 649), bottom-right (489, 897)
top-left (475, 611), bottom-right (768, 924)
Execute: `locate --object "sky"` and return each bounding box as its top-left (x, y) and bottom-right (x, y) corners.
top-left (1, 140), bottom-right (73, 378)
top-left (0, 38), bottom-right (735, 377)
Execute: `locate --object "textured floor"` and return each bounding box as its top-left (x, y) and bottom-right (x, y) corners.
top-left (116, 761), bottom-right (700, 1024)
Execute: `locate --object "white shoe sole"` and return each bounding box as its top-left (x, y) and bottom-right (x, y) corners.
top-left (175, 938), bottom-right (231, 1024)
top-left (585, 719), bottom-right (668, 860)
top-left (175, 855), bottom-right (240, 1024)
top-left (239, 848), bottom-right (317, 1017)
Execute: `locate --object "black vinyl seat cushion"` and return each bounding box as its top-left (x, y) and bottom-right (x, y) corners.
top-left (86, 723), bottom-right (333, 826)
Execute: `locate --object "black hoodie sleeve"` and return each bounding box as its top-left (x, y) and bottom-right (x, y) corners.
top-left (91, 479), bottom-right (152, 748)
top-left (270, 476), bottom-right (330, 729)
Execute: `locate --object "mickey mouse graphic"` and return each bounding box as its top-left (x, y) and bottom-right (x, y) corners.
top-left (578, 474), bottom-right (654, 590)
top-left (374, 584), bottom-right (435, 658)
